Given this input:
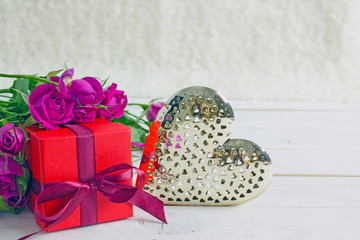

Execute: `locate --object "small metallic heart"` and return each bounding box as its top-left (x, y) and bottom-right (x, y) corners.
top-left (140, 86), bottom-right (273, 206)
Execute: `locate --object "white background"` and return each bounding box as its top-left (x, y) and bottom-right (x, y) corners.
top-left (1, 0), bottom-right (360, 102)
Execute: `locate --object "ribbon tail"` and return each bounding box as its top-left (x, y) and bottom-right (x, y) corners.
top-left (18, 230), bottom-right (42, 240)
top-left (19, 187), bottom-right (91, 240)
top-left (128, 190), bottom-right (167, 224)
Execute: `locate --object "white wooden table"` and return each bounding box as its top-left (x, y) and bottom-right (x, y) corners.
top-left (2, 101), bottom-right (360, 240)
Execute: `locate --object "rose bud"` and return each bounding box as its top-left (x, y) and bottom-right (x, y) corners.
top-left (29, 81), bottom-right (75, 130)
top-left (97, 83), bottom-right (127, 121)
top-left (49, 68), bottom-right (74, 86)
top-left (146, 102), bottom-right (164, 121)
top-left (4, 190), bottom-right (28, 210)
top-left (72, 105), bottom-right (98, 123)
top-left (68, 77), bottom-right (105, 105)
top-left (0, 123), bottom-right (25, 157)
top-left (0, 155), bottom-right (23, 197)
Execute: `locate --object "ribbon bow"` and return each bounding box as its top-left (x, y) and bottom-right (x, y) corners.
top-left (20, 163), bottom-right (166, 240)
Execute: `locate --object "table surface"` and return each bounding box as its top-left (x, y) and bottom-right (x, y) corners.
top-left (2, 100), bottom-right (360, 240)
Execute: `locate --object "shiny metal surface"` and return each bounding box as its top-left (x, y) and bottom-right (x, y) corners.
top-left (141, 86), bottom-right (272, 205)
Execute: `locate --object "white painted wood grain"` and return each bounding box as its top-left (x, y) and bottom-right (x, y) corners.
top-left (129, 98), bottom-right (360, 111)
top-left (129, 99), bottom-right (360, 175)
top-left (4, 177), bottom-right (360, 240)
top-left (2, 101), bottom-right (359, 239)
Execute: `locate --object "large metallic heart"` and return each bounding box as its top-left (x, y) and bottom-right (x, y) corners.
top-left (139, 86), bottom-right (272, 205)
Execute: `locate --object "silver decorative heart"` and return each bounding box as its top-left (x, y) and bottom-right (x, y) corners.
top-left (139, 86), bottom-right (272, 205)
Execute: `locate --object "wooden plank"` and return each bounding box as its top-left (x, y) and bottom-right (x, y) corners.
top-left (5, 177), bottom-right (360, 240)
top-left (231, 110), bottom-right (360, 174)
top-left (128, 100), bottom-right (360, 175)
top-left (128, 98), bottom-right (360, 111)
top-left (233, 125), bottom-right (360, 150)
top-left (132, 148), bottom-right (360, 175)
top-left (128, 97), bottom-right (360, 150)
top-left (2, 99), bottom-right (359, 239)
top-left (267, 149), bottom-right (360, 175)
top-left (9, 205), bottom-right (359, 240)
top-left (249, 176), bottom-right (360, 208)
top-left (229, 100), bottom-right (360, 111)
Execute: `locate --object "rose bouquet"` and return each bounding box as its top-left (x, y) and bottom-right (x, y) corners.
top-left (0, 124), bottom-right (29, 213)
top-left (0, 67), bottom-right (164, 213)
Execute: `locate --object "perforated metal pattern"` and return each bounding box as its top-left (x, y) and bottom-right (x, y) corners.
top-left (140, 86), bottom-right (272, 205)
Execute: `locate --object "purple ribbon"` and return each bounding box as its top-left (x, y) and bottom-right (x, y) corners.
top-left (66, 124), bottom-right (98, 226)
top-left (20, 124), bottom-right (166, 240)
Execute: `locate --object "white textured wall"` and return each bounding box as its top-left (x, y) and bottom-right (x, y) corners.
top-left (1, 0), bottom-right (360, 102)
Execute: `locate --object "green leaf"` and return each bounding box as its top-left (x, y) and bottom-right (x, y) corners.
top-left (0, 196), bottom-right (11, 212)
top-left (22, 116), bottom-right (37, 129)
top-left (13, 78), bottom-right (29, 99)
top-left (113, 114), bottom-right (148, 144)
top-left (0, 119), bottom-right (8, 125)
top-left (15, 167), bottom-right (30, 195)
top-left (28, 79), bottom-right (39, 92)
top-left (20, 92), bottom-right (29, 104)
top-left (8, 78), bottom-right (30, 111)
top-left (131, 127), bottom-right (147, 144)
top-left (46, 69), bottom-right (63, 78)
top-left (101, 75), bottom-right (110, 87)
top-left (5, 100), bottom-right (30, 115)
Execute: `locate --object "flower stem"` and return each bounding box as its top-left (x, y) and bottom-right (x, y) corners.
top-left (0, 73), bottom-right (57, 85)
top-left (127, 103), bottom-right (149, 109)
top-left (0, 105), bottom-right (13, 114)
top-left (0, 89), bottom-right (12, 94)
top-left (125, 111), bottom-right (148, 123)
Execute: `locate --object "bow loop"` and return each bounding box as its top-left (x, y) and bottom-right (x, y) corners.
top-left (20, 163), bottom-right (166, 240)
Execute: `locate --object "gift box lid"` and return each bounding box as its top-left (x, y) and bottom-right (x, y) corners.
top-left (25, 118), bottom-right (132, 184)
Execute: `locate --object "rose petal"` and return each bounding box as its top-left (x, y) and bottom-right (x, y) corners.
top-left (40, 93), bottom-right (52, 123)
top-left (62, 95), bottom-right (75, 119)
top-left (60, 68), bottom-right (74, 80)
top-left (81, 77), bottom-right (103, 93)
top-left (0, 155), bottom-right (23, 176)
top-left (102, 83), bottom-right (117, 105)
top-left (0, 123), bottom-right (14, 140)
top-left (58, 78), bottom-right (67, 95)
top-left (49, 76), bottom-right (60, 83)
top-left (29, 84), bottom-right (57, 104)
top-left (147, 102), bottom-right (164, 121)
top-left (72, 105), bottom-right (97, 123)
top-left (68, 79), bottom-right (97, 95)
top-left (42, 120), bottom-right (59, 130)
top-left (13, 128), bottom-right (25, 153)
top-left (97, 108), bottom-right (113, 121)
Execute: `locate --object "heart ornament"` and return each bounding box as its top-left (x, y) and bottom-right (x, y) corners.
top-left (139, 86), bottom-right (272, 205)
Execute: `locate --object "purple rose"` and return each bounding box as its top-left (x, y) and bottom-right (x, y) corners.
top-left (49, 68), bottom-right (74, 86)
top-left (0, 123), bottom-right (25, 157)
top-left (29, 81), bottom-right (75, 130)
top-left (4, 190), bottom-right (28, 209)
top-left (68, 77), bottom-right (105, 105)
top-left (72, 105), bottom-right (98, 123)
top-left (97, 83), bottom-right (127, 121)
top-left (0, 155), bottom-right (23, 197)
top-left (146, 102), bottom-right (164, 121)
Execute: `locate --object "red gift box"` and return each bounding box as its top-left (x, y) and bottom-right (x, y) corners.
top-left (25, 118), bottom-right (133, 232)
